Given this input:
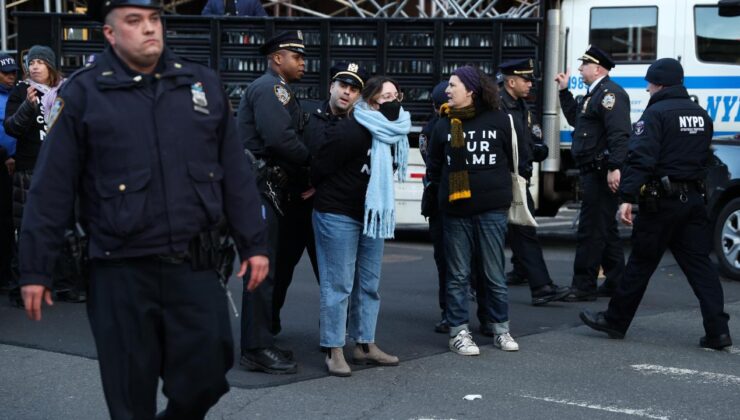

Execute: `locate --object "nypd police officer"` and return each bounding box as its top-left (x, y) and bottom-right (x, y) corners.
top-left (581, 58), bottom-right (732, 350)
top-left (555, 46), bottom-right (630, 301)
top-left (499, 59), bottom-right (570, 306)
top-left (18, 1), bottom-right (269, 418)
top-left (237, 30), bottom-right (309, 374)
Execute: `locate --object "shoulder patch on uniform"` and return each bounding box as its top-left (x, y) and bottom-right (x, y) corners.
top-left (601, 93), bottom-right (616, 110)
top-left (633, 120), bottom-right (645, 136)
top-left (532, 124), bottom-right (542, 140)
top-left (274, 84), bottom-right (290, 105)
top-left (47, 97), bottom-right (65, 131)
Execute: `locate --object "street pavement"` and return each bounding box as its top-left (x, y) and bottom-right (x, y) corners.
top-left (2, 229), bottom-right (740, 419)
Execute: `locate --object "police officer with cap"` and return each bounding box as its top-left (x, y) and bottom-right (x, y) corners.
top-left (555, 45), bottom-right (630, 301)
top-left (18, 1), bottom-right (270, 418)
top-left (272, 63), bottom-right (369, 339)
top-left (237, 30), bottom-right (309, 375)
top-left (580, 58), bottom-right (732, 350)
top-left (499, 58), bottom-right (570, 306)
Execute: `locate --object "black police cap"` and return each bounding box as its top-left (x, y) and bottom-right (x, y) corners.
top-left (260, 31), bottom-right (306, 56)
top-left (330, 62), bottom-right (369, 89)
top-left (499, 58), bottom-right (535, 81)
top-left (645, 58), bottom-right (684, 86)
top-left (88, 0), bottom-right (162, 22)
top-left (579, 45), bottom-right (615, 70)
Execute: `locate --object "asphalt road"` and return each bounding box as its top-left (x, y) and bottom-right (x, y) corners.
top-left (2, 228), bottom-right (740, 419)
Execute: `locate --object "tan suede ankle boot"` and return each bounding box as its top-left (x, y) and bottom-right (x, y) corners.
top-left (325, 347), bottom-right (351, 377)
top-left (352, 343), bottom-right (400, 366)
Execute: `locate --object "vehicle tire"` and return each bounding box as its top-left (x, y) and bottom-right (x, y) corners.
top-left (714, 197), bottom-right (740, 281)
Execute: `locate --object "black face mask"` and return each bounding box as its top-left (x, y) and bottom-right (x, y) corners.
top-left (378, 100), bottom-right (401, 121)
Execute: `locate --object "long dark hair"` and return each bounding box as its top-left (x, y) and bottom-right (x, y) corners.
top-left (473, 67), bottom-right (500, 111)
top-left (361, 76), bottom-right (401, 107)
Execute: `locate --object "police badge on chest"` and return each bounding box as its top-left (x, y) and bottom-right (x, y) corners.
top-left (191, 82), bottom-right (209, 114)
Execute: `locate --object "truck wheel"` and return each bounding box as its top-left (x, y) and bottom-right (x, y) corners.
top-left (714, 197), bottom-right (740, 281)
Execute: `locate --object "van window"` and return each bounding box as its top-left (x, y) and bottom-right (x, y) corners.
top-left (589, 7), bottom-right (657, 63)
top-left (695, 6), bottom-right (740, 64)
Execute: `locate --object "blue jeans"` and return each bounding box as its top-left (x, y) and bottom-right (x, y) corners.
top-left (444, 210), bottom-right (510, 336)
top-left (313, 211), bottom-right (385, 347)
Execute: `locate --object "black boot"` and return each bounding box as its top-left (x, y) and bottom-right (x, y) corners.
top-left (240, 347), bottom-right (297, 374)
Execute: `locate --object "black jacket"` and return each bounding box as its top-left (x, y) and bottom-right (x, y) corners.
top-left (619, 85), bottom-right (714, 203)
top-left (500, 89), bottom-right (535, 178)
top-left (559, 76), bottom-right (631, 169)
top-left (428, 108), bottom-right (514, 217)
top-left (311, 113), bottom-right (372, 221)
top-left (19, 47), bottom-right (268, 288)
top-left (3, 81), bottom-right (47, 172)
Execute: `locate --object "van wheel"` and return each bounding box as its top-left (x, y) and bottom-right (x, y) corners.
top-left (714, 197), bottom-right (740, 281)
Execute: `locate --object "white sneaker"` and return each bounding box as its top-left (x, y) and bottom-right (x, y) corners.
top-left (494, 332), bottom-right (519, 351)
top-left (449, 330), bottom-right (480, 356)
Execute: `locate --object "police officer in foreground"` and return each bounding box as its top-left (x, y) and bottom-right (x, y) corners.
top-left (18, 1), bottom-right (269, 418)
top-left (580, 58), bottom-right (732, 350)
top-left (499, 59), bottom-right (570, 306)
top-left (555, 45), bottom-right (630, 302)
top-left (238, 30), bottom-right (309, 374)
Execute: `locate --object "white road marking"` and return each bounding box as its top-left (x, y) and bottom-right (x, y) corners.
top-left (631, 364), bottom-right (740, 386)
top-left (519, 395), bottom-right (670, 419)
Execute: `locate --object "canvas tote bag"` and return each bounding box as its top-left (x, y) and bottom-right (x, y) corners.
top-left (507, 114), bottom-right (538, 227)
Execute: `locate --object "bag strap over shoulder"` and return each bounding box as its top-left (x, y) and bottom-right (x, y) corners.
top-left (508, 114), bottom-right (519, 176)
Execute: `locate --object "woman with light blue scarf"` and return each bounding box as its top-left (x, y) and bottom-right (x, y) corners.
top-left (311, 76), bottom-right (410, 377)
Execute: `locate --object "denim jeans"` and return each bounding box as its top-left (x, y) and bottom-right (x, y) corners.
top-left (313, 210), bottom-right (385, 348)
top-left (444, 209), bottom-right (510, 336)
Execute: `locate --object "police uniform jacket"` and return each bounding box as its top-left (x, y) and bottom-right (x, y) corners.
top-left (619, 85), bottom-right (713, 204)
top-left (559, 76), bottom-right (630, 169)
top-left (500, 89), bottom-right (535, 178)
top-left (238, 67), bottom-right (309, 181)
top-left (304, 100), bottom-right (345, 156)
top-left (428, 108), bottom-right (514, 217)
top-left (18, 47), bottom-right (268, 288)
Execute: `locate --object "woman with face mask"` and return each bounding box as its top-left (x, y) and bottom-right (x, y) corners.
top-left (427, 66), bottom-right (519, 356)
top-left (3, 45), bottom-right (68, 305)
top-left (311, 76), bottom-right (411, 377)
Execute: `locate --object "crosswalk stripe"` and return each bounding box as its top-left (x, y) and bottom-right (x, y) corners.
top-left (631, 364), bottom-right (740, 386)
top-left (519, 395), bottom-right (670, 419)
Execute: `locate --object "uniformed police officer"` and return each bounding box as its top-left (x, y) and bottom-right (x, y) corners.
top-left (237, 30), bottom-right (309, 374)
top-left (555, 45), bottom-right (630, 301)
top-left (499, 58), bottom-right (570, 305)
top-left (304, 62), bottom-right (368, 153)
top-left (580, 58), bottom-right (732, 350)
top-left (18, 1), bottom-right (269, 418)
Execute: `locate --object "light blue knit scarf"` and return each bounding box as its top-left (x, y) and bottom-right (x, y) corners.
top-left (353, 100), bottom-right (411, 239)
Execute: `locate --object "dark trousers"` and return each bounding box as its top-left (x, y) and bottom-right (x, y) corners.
top-left (572, 170), bottom-right (625, 292)
top-left (0, 168), bottom-right (13, 287)
top-left (508, 188), bottom-right (552, 290)
top-left (241, 196), bottom-right (279, 351)
top-left (430, 213), bottom-right (488, 325)
top-left (605, 192), bottom-right (730, 336)
top-left (87, 258), bottom-right (233, 420)
top-left (272, 197), bottom-right (319, 329)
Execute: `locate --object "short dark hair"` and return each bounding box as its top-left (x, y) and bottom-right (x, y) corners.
top-left (361, 76), bottom-right (401, 106)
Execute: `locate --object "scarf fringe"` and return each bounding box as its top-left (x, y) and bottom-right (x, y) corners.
top-left (363, 207), bottom-right (396, 239)
top-left (448, 171), bottom-right (472, 202)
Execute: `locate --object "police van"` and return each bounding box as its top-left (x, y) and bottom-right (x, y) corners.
top-left (394, 0), bottom-right (740, 227)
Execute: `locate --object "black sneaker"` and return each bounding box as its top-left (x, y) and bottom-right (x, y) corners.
top-left (531, 283), bottom-right (570, 306)
top-left (240, 347), bottom-right (297, 374)
top-left (506, 270), bottom-right (528, 286)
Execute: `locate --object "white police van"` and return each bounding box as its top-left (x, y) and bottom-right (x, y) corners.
top-left (395, 0), bottom-right (740, 227)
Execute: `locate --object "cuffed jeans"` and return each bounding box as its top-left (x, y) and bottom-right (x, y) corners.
top-left (313, 210), bottom-right (384, 348)
top-left (444, 210), bottom-right (510, 336)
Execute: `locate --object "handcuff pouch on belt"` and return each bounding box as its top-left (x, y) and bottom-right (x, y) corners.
top-left (188, 220), bottom-right (235, 278)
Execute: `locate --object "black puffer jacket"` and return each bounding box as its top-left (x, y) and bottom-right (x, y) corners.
top-left (428, 107), bottom-right (514, 217)
top-left (3, 81), bottom-right (48, 172)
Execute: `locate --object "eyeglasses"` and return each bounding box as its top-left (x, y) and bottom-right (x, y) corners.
top-left (378, 92), bottom-right (404, 102)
